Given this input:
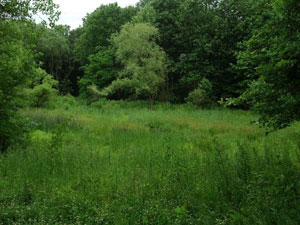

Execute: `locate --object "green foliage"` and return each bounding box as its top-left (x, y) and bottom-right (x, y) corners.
top-left (35, 25), bottom-right (74, 94)
top-left (134, 0), bottom-right (264, 102)
top-left (74, 3), bottom-right (137, 65)
top-left (25, 68), bottom-right (58, 108)
top-left (186, 78), bottom-right (214, 108)
top-left (149, 0), bottom-right (182, 100)
top-left (233, 0), bottom-right (300, 130)
top-left (0, 21), bottom-right (36, 152)
top-left (79, 48), bottom-right (119, 100)
top-left (0, 0), bottom-right (60, 152)
top-left (105, 23), bottom-right (167, 109)
top-left (75, 4), bottom-right (138, 99)
top-left (100, 78), bottom-right (136, 100)
top-left (0, 0), bottom-right (60, 26)
top-left (175, 0), bottom-right (257, 100)
top-left (132, 4), bottom-right (157, 25)
top-left (136, 0), bottom-right (153, 9)
top-left (86, 84), bottom-right (103, 102)
top-left (72, 0), bottom-right (283, 107)
top-left (54, 94), bottom-right (79, 110)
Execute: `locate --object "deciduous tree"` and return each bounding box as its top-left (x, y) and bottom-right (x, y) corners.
top-left (0, 0), bottom-right (59, 152)
top-left (102, 23), bottom-right (167, 109)
top-left (232, 0), bottom-right (300, 130)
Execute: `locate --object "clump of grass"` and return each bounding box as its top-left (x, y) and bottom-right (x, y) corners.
top-left (23, 109), bottom-right (81, 131)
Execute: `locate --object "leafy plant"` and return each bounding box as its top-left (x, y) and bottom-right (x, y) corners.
top-left (0, 0), bottom-right (60, 152)
top-left (25, 68), bottom-right (58, 108)
top-left (0, 21), bottom-right (36, 152)
top-left (186, 78), bottom-right (214, 108)
top-left (102, 22), bottom-right (167, 109)
top-left (79, 48), bottom-right (119, 100)
top-left (232, 0), bottom-right (300, 130)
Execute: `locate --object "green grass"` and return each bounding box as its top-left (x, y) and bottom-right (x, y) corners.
top-left (1, 99), bottom-right (300, 224)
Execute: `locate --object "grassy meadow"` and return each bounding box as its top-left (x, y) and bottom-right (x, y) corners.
top-left (1, 98), bottom-right (300, 224)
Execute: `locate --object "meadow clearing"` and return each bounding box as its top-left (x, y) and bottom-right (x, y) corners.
top-left (0, 99), bottom-right (300, 225)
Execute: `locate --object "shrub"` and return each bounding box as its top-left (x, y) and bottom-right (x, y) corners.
top-left (25, 68), bottom-right (58, 108)
top-left (79, 48), bottom-right (119, 100)
top-left (185, 78), bottom-right (214, 108)
top-left (54, 94), bottom-right (79, 110)
top-left (87, 84), bottom-right (102, 101)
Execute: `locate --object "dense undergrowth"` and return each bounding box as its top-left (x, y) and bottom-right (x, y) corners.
top-left (1, 98), bottom-right (300, 224)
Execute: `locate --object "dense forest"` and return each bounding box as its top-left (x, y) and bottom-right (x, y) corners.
top-left (1, 0), bottom-right (300, 224)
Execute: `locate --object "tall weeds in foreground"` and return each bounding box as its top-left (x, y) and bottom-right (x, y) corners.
top-left (0, 101), bottom-right (299, 224)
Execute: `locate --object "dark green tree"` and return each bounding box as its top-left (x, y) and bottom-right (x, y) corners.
top-left (132, 4), bottom-right (156, 25)
top-left (175, 0), bottom-right (258, 101)
top-left (35, 25), bottom-right (74, 94)
top-left (138, 0), bottom-right (256, 102)
top-left (79, 48), bottom-right (119, 100)
top-left (150, 0), bottom-right (182, 101)
top-left (0, 0), bottom-right (59, 152)
top-left (232, 0), bottom-right (300, 130)
top-left (74, 3), bottom-right (137, 66)
top-left (0, 21), bottom-right (35, 151)
top-left (68, 27), bottom-right (84, 96)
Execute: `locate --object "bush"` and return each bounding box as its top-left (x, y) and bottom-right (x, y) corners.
top-left (100, 78), bottom-right (136, 100)
top-left (54, 94), bottom-right (79, 110)
top-left (25, 68), bottom-right (58, 108)
top-left (185, 78), bottom-right (214, 108)
top-left (87, 84), bottom-right (102, 102)
top-left (79, 48), bottom-right (119, 100)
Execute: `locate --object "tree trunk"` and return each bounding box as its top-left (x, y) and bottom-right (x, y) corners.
top-left (149, 97), bottom-right (154, 110)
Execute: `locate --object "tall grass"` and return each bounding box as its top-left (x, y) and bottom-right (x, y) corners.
top-left (0, 100), bottom-right (299, 224)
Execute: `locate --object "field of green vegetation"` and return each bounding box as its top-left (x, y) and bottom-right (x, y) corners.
top-left (2, 0), bottom-right (300, 224)
top-left (1, 99), bottom-right (300, 225)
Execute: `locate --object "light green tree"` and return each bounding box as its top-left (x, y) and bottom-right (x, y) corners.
top-left (102, 23), bottom-right (167, 109)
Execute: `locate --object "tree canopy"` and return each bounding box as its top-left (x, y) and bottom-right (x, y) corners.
top-left (231, 0), bottom-right (300, 130)
top-left (0, 0), bottom-right (60, 151)
top-left (102, 23), bottom-right (167, 109)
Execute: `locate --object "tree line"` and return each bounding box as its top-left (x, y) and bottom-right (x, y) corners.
top-left (1, 0), bottom-right (300, 151)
